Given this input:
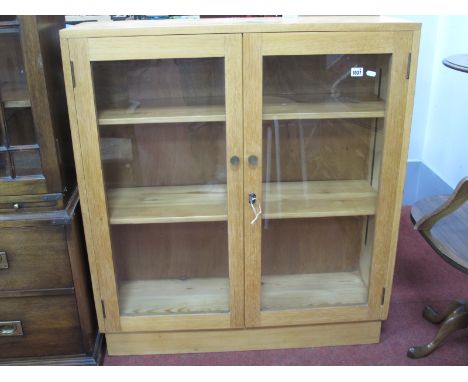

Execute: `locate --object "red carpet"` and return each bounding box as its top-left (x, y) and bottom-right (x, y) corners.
top-left (104, 207), bottom-right (468, 365)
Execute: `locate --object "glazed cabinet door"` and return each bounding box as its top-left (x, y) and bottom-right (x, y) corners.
top-left (0, 20), bottom-right (46, 196)
top-left (243, 31), bottom-right (415, 327)
top-left (64, 34), bottom-right (244, 332)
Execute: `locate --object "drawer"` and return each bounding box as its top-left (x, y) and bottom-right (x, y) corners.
top-left (0, 226), bottom-right (73, 291)
top-left (0, 294), bottom-right (83, 358)
top-left (0, 194), bottom-right (63, 212)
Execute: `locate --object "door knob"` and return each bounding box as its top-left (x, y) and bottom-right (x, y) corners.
top-left (230, 155), bottom-right (240, 166)
top-left (248, 155), bottom-right (258, 166)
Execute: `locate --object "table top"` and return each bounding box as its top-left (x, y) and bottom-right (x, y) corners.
top-left (443, 54), bottom-right (468, 73)
top-left (411, 195), bottom-right (468, 274)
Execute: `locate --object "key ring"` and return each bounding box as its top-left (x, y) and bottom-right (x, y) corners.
top-left (248, 192), bottom-right (262, 224)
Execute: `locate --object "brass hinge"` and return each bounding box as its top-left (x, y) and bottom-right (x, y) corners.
top-left (0, 252), bottom-right (8, 269)
top-left (70, 61), bottom-right (76, 88)
top-left (381, 287), bottom-right (386, 305)
top-left (55, 138), bottom-right (62, 165)
top-left (101, 300), bottom-right (106, 319)
top-left (406, 53), bottom-right (412, 80)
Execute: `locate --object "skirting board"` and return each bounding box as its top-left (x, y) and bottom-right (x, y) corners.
top-left (106, 321), bottom-right (381, 355)
top-left (403, 161), bottom-right (453, 206)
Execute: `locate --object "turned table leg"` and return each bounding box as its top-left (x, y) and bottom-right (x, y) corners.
top-left (407, 304), bottom-right (468, 359)
top-left (423, 299), bottom-right (468, 324)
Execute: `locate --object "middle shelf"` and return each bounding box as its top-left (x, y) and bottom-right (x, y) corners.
top-left (97, 97), bottom-right (385, 125)
top-left (106, 180), bottom-right (377, 225)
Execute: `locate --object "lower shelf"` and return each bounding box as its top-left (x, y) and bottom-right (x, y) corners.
top-left (118, 271), bottom-right (368, 318)
top-left (262, 272), bottom-right (368, 311)
top-left (119, 278), bottom-right (230, 316)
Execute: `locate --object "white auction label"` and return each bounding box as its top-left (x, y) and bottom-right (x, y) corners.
top-left (350, 67), bottom-right (364, 77)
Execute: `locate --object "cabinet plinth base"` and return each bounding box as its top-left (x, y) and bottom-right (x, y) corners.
top-left (106, 321), bottom-right (381, 355)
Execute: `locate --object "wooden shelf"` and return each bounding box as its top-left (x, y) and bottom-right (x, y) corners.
top-left (1, 83), bottom-right (31, 108)
top-left (107, 184), bottom-right (227, 224)
top-left (262, 271), bottom-right (368, 311)
top-left (97, 98), bottom-right (384, 125)
top-left (119, 277), bottom-right (230, 316)
top-left (263, 180), bottom-right (377, 219)
top-left (263, 99), bottom-right (385, 121)
top-left (118, 272), bottom-right (367, 316)
top-left (107, 180), bottom-right (376, 225)
top-left (98, 104), bottom-right (226, 125)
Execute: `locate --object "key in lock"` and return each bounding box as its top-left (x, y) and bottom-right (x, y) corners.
top-left (249, 192), bottom-right (257, 205)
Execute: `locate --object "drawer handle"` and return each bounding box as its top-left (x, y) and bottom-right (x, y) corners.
top-left (0, 321), bottom-right (23, 336)
top-left (0, 252), bottom-right (8, 269)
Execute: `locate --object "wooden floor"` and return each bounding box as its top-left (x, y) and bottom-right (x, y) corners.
top-left (118, 271), bottom-right (368, 317)
top-left (107, 180), bottom-right (376, 224)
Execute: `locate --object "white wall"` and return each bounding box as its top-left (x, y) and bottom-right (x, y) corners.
top-left (402, 15), bottom-right (440, 161)
top-left (421, 16), bottom-right (468, 188)
top-left (397, 16), bottom-right (468, 189)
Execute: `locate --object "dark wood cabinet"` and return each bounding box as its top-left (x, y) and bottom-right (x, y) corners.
top-left (0, 15), bottom-right (74, 208)
top-left (0, 16), bottom-right (102, 365)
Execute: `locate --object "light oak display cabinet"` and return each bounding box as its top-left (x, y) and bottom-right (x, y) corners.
top-left (60, 17), bottom-right (420, 355)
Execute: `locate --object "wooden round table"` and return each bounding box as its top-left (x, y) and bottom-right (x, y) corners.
top-left (443, 54), bottom-right (468, 73)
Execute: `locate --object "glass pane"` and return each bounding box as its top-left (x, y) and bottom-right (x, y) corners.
top-left (92, 58), bottom-right (229, 317)
top-left (12, 149), bottom-right (42, 176)
top-left (4, 107), bottom-right (36, 146)
top-left (261, 54), bottom-right (389, 311)
top-left (264, 54), bottom-right (384, 104)
top-left (0, 151), bottom-right (11, 178)
top-left (262, 217), bottom-right (372, 310)
top-left (0, 31), bottom-right (29, 107)
top-left (0, 122), bottom-right (5, 147)
top-left (0, 16), bottom-right (18, 23)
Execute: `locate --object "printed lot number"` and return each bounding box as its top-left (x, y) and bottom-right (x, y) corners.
top-left (351, 67), bottom-right (364, 77)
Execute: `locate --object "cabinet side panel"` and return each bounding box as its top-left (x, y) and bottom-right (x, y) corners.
top-left (381, 29), bottom-right (421, 319)
top-left (67, 38), bottom-right (121, 332)
top-left (66, 206), bottom-right (98, 353)
top-left (367, 31), bottom-right (413, 315)
top-left (59, 36), bottom-right (106, 331)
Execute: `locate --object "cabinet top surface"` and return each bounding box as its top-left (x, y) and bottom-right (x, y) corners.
top-left (60, 16), bottom-right (421, 38)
